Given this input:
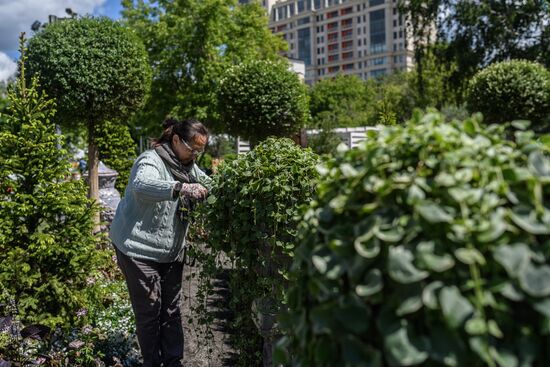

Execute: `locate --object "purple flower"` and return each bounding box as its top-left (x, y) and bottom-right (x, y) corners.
top-left (76, 308), bottom-right (87, 318)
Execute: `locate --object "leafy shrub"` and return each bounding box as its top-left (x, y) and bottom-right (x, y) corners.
top-left (467, 60), bottom-right (550, 128)
top-left (95, 120), bottom-right (137, 194)
top-left (217, 60), bottom-right (309, 145)
top-left (278, 111), bottom-right (550, 366)
top-left (0, 44), bottom-right (104, 329)
top-left (197, 138), bottom-right (319, 366)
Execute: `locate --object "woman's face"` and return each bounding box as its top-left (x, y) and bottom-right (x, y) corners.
top-left (172, 133), bottom-right (207, 165)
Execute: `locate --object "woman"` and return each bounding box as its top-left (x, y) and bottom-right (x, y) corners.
top-left (110, 118), bottom-right (212, 367)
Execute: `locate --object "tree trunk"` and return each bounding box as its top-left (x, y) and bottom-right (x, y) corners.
top-left (87, 118), bottom-right (100, 233)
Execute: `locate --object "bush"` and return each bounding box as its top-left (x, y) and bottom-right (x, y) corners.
top-left (197, 138), bottom-right (319, 366)
top-left (217, 60), bottom-right (309, 145)
top-left (95, 120), bottom-right (137, 194)
top-left (0, 44), bottom-right (104, 328)
top-left (467, 60), bottom-right (550, 128)
top-left (278, 111), bottom-right (550, 366)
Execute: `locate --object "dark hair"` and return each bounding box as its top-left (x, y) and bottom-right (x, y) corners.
top-left (150, 118), bottom-right (208, 148)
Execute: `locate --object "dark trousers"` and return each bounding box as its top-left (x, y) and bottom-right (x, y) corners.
top-left (115, 248), bottom-right (184, 367)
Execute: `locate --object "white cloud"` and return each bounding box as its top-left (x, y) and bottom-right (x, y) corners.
top-left (0, 52), bottom-right (17, 83)
top-left (0, 0), bottom-right (107, 54)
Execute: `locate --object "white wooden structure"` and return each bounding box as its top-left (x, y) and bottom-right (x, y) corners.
top-left (236, 126), bottom-right (380, 154)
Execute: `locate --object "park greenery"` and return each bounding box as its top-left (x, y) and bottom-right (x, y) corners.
top-left (217, 60), bottom-right (309, 145)
top-left (0, 0), bottom-right (549, 366)
top-left (25, 16), bottom-right (151, 224)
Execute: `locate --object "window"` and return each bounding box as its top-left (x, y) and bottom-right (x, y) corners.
top-left (297, 16), bottom-right (310, 25)
top-left (328, 32), bottom-right (338, 41)
top-left (298, 27), bottom-right (312, 65)
top-left (327, 10), bottom-right (338, 19)
top-left (314, 0), bottom-right (322, 10)
top-left (328, 65), bottom-right (340, 73)
top-left (342, 40), bottom-right (353, 49)
top-left (358, 39), bottom-right (362, 46)
top-left (341, 18), bottom-right (353, 28)
top-left (297, 0), bottom-right (305, 12)
top-left (328, 43), bottom-right (339, 51)
top-left (328, 54), bottom-right (339, 62)
top-left (341, 29), bottom-right (353, 39)
top-left (369, 0), bottom-right (384, 6)
top-left (358, 50), bottom-right (362, 57)
top-left (370, 9), bottom-right (386, 54)
top-left (327, 21), bottom-right (338, 30)
top-left (368, 56), bottom-right (387, 65)
top-left (342, 51), bottom-right (353, 59)
top-left (341, 7), bottom-right (353, 15)
top-left (393, 32), bottom-right (397, 40)
top-left (289, 3), bottom-right (295, 16)
top-left (371, 68), bottom-right (386, 77)
top-left (343, 63), bottom-right (354, 70)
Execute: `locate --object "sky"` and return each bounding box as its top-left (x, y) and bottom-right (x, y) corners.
top-left (0, 0), bottom-right (123, 83)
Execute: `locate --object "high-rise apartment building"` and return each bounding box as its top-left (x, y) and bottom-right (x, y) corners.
top-left (266, 0), bottom-right (414, 84)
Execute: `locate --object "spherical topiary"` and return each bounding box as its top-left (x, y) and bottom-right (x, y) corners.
top-left (466, 60), bottom-right (550, 126)
top-left (278, 110), bottom-right (550, 366)
top-left (217, 60), bottom-right (309, 145)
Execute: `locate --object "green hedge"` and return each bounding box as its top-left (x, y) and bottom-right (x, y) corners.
top-left (198, 138), bottom-right (319, 366)
top-left (278, 111), bottom-right (550, 366)
top-left (467, 60), bottom-right (550, 128)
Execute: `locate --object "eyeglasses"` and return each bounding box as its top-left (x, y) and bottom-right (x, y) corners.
top-left (180, 138), bottom-right (205, 156)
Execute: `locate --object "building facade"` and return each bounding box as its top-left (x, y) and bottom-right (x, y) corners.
top-left (267, 0), bottom-right (414, 84)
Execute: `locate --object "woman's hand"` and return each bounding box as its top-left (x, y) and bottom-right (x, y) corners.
top-left (180, 183), bottom-right (208, 201)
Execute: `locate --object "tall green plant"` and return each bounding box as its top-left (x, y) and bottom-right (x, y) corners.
top-left (95, 121), bottom-right (137, 194)
top-left (196, 138), bottom-right (319, 366)
top-left (217, 60), bottom-right (309, 145)
top-left (0, 35), bottom-right (104, 328)
top-left (25, 17), bottom-right (151, 226)
top-left (278, 111), bottom-right (550, 366)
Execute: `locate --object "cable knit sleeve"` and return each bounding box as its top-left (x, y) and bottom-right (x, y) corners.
top-left (131, 155), bottom-right (177, 202)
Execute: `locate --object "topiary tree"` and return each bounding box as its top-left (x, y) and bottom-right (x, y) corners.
top-left (0, 35), bottom-right (105, 328)
top-left (277, 110), bottom-right (550, 366)
top-left (195, 138), bottom-right (319, 366)
top-left (25, 17), bottom-right (152, 228)
top-left (467, 60), bottom-right (550, 128)
top-left (217, 60), bottom-right (309, 146)
top-left (95, 120), bottom-right (137, 194)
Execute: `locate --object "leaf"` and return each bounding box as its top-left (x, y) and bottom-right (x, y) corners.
top-left (493, 243), bottom-right (530, 278)
top-left (533, 297), bottom-right (550, 318)
top-left (510, 209), bottom-right (550, 235)
top-left (511, 120), bottom-right (531, 130)
top-left (415, 202), bottom-right (453, 223)
top-left (354, 234), bottom-right (381, 259)
top-left (396, 284), bottom-right (423, 316)
top-left (417, 241), bottom-right (455, 273)
top-left (356, 269), bottom-right (383, 297)
top-left (422, 281), bottom-right (443, 310)
top-left (499, 282), bottom-right (524, 301)
top-left (374, 226), bottom-right (404, 243)
top-left (383, 322), bottom-right (429, 366)
top-left (20, 324), bottom-right (50, 340)
top-left (429, 325), bottom-right (464, 366)
top-left (528, 151), bottom-right (550, 179)
top-left (465, 317), bottom-right (487, 335)
top-left (388, 246), bottom-right (429, 284)
top-left (518, 263), bottom-right (550, 297)
top-left (454, 248), bottom-right (486, 265)
top-left (439, 286), bottom-right (474, 329)
top-left (335, 296), bottom-right (371, 334)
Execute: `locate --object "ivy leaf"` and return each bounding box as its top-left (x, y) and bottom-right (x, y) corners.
top-left (454, 248), bottom-right (486, 266)
top-left (388, 246), bottom-right (429, 284)
top-left (356, 269), bottom-right (383, 297)
top-left (518, 263), bottom-right (550, 297)
top-left (493, 243), bottom-right (531, 278)
top-left (415, 202), bottom-right (453, 223)
top-left (383, 321), bottom-right (429, 366)
top-left (439, 286), bottom-right (474, 329)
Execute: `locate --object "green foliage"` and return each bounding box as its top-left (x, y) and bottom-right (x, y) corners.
top-left (278, 110), bottom-right (550, 366)
top-left (217, 60), bottom-right (309, 145)
top-left (309, 74), bottom-right (372, 127)
top-left (95, 120), bottom-right (137, 194)
top-left (467, 60), bottom-right (550, 129)
top-left (25, 17), bottom-right (151, 127)
top-left (197, 138), bottom-right (319, 365)
top-left (366, 72), bottom-right (416, 126)
top-left (121, 0), bottom-right (286, 133)
top-left (0, 49), bottom-right (104, 328)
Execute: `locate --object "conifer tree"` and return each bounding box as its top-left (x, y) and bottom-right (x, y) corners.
top-left (0, 34), bottom-right (103, 328)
